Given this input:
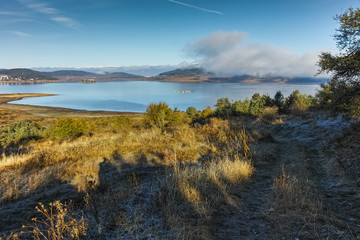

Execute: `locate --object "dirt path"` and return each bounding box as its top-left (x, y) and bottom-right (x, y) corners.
top-left (213, 135), bottom-right (281, 239)
top-left (270, 116), bottom-right (360, 239)
top-left (214, 115), bottom-right (359, 239)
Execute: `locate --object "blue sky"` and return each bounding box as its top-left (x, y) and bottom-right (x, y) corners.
top-left (0, 0), bottom-right (359, 76)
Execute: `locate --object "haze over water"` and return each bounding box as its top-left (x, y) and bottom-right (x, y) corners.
top-left (1, 81), bottom-right (320, 112)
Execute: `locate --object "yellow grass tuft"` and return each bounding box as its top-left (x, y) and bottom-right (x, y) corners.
top-left (272, 169), bottom-right (322, 215)
top-left (214, 157), bottom-right (254, 183)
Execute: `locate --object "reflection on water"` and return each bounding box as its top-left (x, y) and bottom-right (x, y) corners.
top-left (0, 81), bottom-right (320, 112)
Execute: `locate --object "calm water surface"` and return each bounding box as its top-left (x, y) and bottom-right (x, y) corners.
top-left (0, 81), bottom-right (320, 112)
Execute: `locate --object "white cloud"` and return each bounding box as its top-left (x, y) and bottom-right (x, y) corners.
top-left (186, 31), bottom-right (325, 77)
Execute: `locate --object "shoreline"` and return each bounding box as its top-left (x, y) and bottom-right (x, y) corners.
top-left (0, 93), bottom-right (141, 118)
top-left (0, 93), bottom-right (57, 104)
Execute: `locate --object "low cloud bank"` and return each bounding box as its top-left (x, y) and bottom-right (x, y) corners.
top-left (186, 31), bottom-right (325, 78)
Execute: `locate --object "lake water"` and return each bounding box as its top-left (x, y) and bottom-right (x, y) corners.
top-left (0, 81), bottom-right (320, 112)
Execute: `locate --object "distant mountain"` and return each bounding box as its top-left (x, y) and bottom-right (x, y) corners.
top-left (109, 72), bottom-right (144, 78)
top-left (32, 65), bottom-right (177, 77)
top-left (159, 68), bottom-right (210, 77)
top-left (0, 68), bottom-right (58, 80)
top-left (42, 70), bottom-right (94, 77)
top-left (39, 70), bottom-right (144, 82)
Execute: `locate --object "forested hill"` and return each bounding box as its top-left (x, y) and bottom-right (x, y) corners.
top-left (0, 69), bottom-right (144, 81)
top-left (159, 68), bottom-right (211, 77)
top-left (0, 68), bottom-right (58, 80)
top-left (109, 72), bottom-right (144, 78)
top-left (42, 70), bottom-right (94, 77)
top-left (42, 71), bottom-right (144, 79)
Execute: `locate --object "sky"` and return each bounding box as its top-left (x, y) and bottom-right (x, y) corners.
top-left (0, 0), bottom-right (359, 77)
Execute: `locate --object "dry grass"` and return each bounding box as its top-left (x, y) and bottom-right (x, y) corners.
top-left (215, 156), bottom-right (253, 183)
top-left (154, 154), bottom-right (254, 238)
top-left (259, 106), bottom-right (282, 124)
top-left (269, 168), bottom-right (324, 239)
top-left (0, 115), bottom-right (256, 238)
top-left (0, 122), bottom-right (208, 198)
top-left (272, 168), bottom-right (322, 214)
top-left (24, 201), bottom-right (87, 240)
top-left (0, 232), bottom-right (22, 240)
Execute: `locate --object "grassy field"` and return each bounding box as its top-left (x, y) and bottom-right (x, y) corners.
top-left (0, 94), bottom-right (359, 239)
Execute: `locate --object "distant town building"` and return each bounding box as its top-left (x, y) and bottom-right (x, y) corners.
top-left (0, 75), bottom-right (9, 81)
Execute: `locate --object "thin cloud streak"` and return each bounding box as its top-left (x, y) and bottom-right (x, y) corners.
top-left (27, 3), bottom-right (58, 14)
top-left (18, 0), bottom-right (79, 29)
top-left (169, 0), bottom-right (224, 15)
top-left (0, 18), bottom-right (35, 26)
top-left (51, 17), bottom-right (78, 29)
top-left (0, 11), bottom-right (26, 16)
top-left (7, 31), bottom-right (31, 37)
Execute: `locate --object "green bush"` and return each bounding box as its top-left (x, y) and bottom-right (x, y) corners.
top-left (193, 107), bottom-right (215, 124)
top-left (111, 116), bottom-right (133, 130)
top-left (0, 120), bottom-right (41, 148)
top-left (249, 93), bottom-right (267, 116)
top-left (215, 93), bottom-right (279, 118)
top-left (315, 78), bottom-right (360, 117)
top-left (49, 118), bottom-right (87, 141)
top-left (273, 91), bottom-right (285, 110)
top-left (349, 96), bottom-right (360, 118)
top-left (215, 98), bottom-right (232, 117)
top-left (144, 102), bottom-right (173, 130)
top-left (232, 98), bottom-right (251, 115)
top-left (285, 90), bottom-right (313, 114)
top-left (186, 106), bottom-right (197, 119)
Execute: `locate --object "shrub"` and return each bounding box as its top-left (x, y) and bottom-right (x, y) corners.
top-left (144, 102), bottom-right (172, 130)
top-left (285, 90), bottom-right (313, 114)
top-left (194, 107), bottom-right (215, 124)
top-left (0, 120), bottom-right (41, 148)
top-left (232, 99), bottom-right (251, 115)
top-left (169, 111), bottom-right (190, 124)
top-left (249, 93), bottom-right (266, 116)
top-left (110, 116), bottom-right (133, 130)
top-left (315, 78), bottom-right (360, 117)
top-left (49, 118), bottom-right (86, 141)
top-left (273, 91), bottom-right (285, 110)
top-left (215, 93), bottom-right (277, 118)
top-left (186, 106), bottom-right (197, 119)
top-left (349, 95), bottom-right (360, 118)
top-left (214, 98), bottom-right (232, 117)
